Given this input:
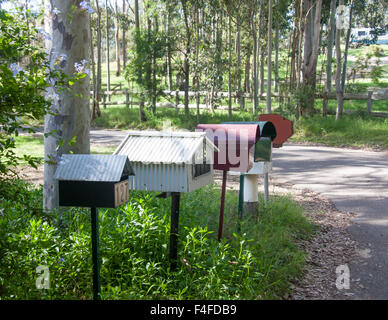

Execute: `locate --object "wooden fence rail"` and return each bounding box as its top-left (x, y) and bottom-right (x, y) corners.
top-left (90, 89), bottom-right (388, 117)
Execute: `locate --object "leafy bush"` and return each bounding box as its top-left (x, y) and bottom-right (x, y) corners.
top-left (0, 180), bottom-right (313, 300)
top-left (0, 9), bottom-right (51, 176)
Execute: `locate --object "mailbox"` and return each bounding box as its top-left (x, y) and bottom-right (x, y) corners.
top-left (258, 114), bottom-right (293, 148)
top-left (196, 123), bottom-right (276, 173)
top-left (114, 130), bottom-right (218, 269)
top-left (54, 154), bottom-right (135, 300)
top-left (113, 131), bottom-right (217, 193)
top-left (54, 154), bottom-right (135, 208)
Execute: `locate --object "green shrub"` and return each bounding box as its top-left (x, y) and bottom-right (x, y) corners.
top-left (0, 180), bottom-right (313, 300)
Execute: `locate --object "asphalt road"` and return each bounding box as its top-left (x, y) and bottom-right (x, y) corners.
top-left (272, 143), bottom-right (388, 300)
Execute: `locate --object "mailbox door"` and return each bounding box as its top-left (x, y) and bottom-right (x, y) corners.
top-left (114, 180), bottom-right (129, 207)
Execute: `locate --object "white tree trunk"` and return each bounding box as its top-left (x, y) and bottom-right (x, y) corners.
top-left (43, 0), bottom-right (91, 210)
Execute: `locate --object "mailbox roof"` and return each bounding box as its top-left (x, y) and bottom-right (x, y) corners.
top-left (54, 154), bottom-right (134, 182)
top-left (114, 131), bottom-right (217, 164)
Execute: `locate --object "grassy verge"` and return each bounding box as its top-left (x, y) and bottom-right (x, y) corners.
top-left (0, 179), bottom-right (314, 300)
top-left (12, 135), bottom-right (117, 165)
top-left (291, 114), bottom-right (388, 150)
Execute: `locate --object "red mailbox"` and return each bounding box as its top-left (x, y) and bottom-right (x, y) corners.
top-left (196, 122), bottom-right (276, 173)
top-left (196, 122), bottom-right (276, 241)
top-left (258, 114), bottom-right (293, 148)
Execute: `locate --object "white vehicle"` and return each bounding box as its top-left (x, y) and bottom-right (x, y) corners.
top-left (351, 28), bottom-right (388, 45)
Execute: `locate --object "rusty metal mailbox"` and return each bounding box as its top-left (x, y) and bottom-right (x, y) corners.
top-left (195, 122), bottom-right (276, 240)
top-left (54, 154), bottom-right (134, 300)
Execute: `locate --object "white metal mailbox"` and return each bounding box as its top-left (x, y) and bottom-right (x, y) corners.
top-left (113, 131), bottom-right (217, 193)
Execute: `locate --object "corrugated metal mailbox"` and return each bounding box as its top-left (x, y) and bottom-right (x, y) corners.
top-left (55, 154), bottom-right (134, 208)
top-left (196, 123), bottom-right (276, 240)
top-left (114, 131), bottom-right (218, 269)
top-left (114, 131), bottom-right (216, 192)
top-left (54, 154), bottom-right (135, 300)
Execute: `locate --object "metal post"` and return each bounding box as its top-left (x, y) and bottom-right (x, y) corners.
top-left (237, 174), bottom-right (244, 233)
top-left (169, 192), bottom-right (180, 270)
top-left (218, 170), bottom-right (227, 242)
top-left (90, 207), bottom-right (100, 300)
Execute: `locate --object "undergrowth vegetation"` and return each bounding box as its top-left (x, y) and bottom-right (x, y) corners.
top-left (0, 179), bottom-right (314, 300)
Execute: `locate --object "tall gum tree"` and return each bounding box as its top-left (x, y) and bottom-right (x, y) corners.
top-left (301, 0), bottom-right (322, 116)
top-left (43, 0), bottom-right (91, 210)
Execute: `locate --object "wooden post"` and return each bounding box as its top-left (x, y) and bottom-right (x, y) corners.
top-left (218, 170), bottom-right (227, 242)
top-left (169, 192), bottom-right (180, 270)
top-left (367, 90), bottom-right (373, 114)
top-left (90, 207), bottom-right (100, 300)
top-left (103, 93), bottom-right (106, 109)
top-left (125, 89), bottom-right (129, 108)
top-left (175, 90), bottom-right (179, 111)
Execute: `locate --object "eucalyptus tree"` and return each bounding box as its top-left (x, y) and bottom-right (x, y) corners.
top-left (300, 0), bottom-right (322, 116)
top-left (43, 0), bottom-right (91, 210)
top-left (323, 0), bottom-right (336, 117)
top-left (266, 0), bottom-right (273, 113)
top-left (335, 0), bottom-right (354, 120)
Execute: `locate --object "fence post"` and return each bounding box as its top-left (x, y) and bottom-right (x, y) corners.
top-left (103, 93), bottom-right (106, 109)
top-left (125, 89), bottom-right (129, 108)
top-left (175, 90), bottom-right (179, 111)
top-left (367, 90), bottom-right (373, 114)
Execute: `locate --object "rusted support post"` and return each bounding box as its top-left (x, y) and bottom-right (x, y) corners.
top-left (218, 170), bottom-right (228, 242)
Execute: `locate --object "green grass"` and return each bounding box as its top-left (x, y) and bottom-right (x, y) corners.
top-left (291, 114), bottom-right (388, 150)
top-left (12, 135), bottom-right (117, 165)
top-left (0, 179), bottom-right (314, 300)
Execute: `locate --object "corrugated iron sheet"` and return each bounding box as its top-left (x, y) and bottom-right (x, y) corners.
top-left (128, 163), bottom-right (188, 192)
top-left (54, 154), bottom-right (134, 182)
top-left (114, 131), bottom-right (216, 165)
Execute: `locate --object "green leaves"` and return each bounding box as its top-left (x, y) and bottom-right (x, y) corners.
top-left (1, 180), bottom-right (313, 300)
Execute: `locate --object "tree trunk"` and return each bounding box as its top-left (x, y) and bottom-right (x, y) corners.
top-left (259, 0), bottom-right (265, 97)
top-left (236, 12), bottom-right (244, 110)
top-left (134, 0), bottom-right (146, 121)
top-left (122, 0), bottom-right (127, 68)
top-left (90, 15), bottom-right (101, 119)
top-left (105, 0), bottom-right (111, 96)
top-left (274, 21), bottom-right (279, 93)
top-left (336, 0), bottom-right (353, 120)
top-left (252, 13), bottom-right (258, 114)
top-left (266, 0), bottom-right (273, 113)
top-left (181, 0), bottom-right (191, 116)
top-left (96, 0), bottom-right (102, 101)
top-left (43, 0), bottom-right (91, 210)
top-left (301, 0), bottom-right (322, 116)
top-left (114, 0), bottom-right (120, 76)
top-left (323, 0), bottom-right (336, 117)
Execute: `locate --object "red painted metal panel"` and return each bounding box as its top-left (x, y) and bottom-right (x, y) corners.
top-left (196, 124), bottom-right (260, 172)
top-left (258, 114), bottom-right (293, 148)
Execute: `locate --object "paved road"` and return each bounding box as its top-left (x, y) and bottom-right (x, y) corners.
top-left (272, 144), bottom-right (388, 300)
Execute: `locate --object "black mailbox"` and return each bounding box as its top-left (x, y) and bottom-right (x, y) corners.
top-left (54, 154), bottom-right (135, 208)
top-left (54, 154), bottom-right (135, 300)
